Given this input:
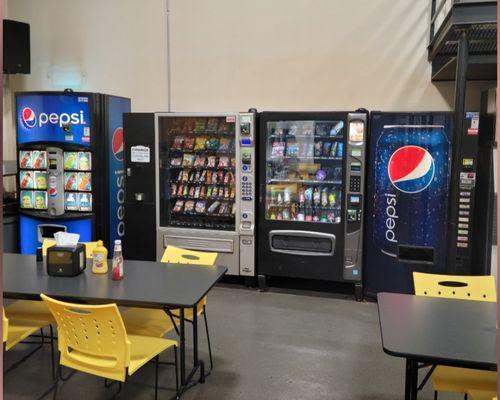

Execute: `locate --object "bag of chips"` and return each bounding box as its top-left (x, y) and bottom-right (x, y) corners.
top-left (182, 153), bottom-right (195, 167)
top-left (195, 136), bottom-right (207, 151)
top-left (171, 136), bottom-right (184, 150)
top-left (173, 200), bottom-right (184, 213)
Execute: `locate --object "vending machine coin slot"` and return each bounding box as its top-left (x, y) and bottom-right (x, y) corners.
top-left (47, 147), bottom-right (65, 216)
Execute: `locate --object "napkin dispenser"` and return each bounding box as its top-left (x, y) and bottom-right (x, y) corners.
top-left (46, 244), bottom-right (86, 277)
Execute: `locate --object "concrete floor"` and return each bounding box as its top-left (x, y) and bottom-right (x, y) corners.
top-left (4, 284), bottom-right (458, 400)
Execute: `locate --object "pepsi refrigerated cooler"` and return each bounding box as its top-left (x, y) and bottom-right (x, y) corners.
top-left (257, 111), bottom-right (368, 298)
top-left (364, 112), bottom-right (486, 296)
top-left (16, 91), bottom-right (131, 254)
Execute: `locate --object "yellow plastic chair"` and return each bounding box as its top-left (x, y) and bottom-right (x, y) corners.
top-left (122, 245), bottom-right (217, 370)
top-left (41, 294), bottom-right (178, 398)
top-left (466, 389), bottom-right (498, 400)
top-left (3, 307), bottom-right (55, 377)
top-left (413, 272), bottom-right (497, 399)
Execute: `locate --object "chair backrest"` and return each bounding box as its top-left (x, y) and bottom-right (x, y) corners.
top-left (161, 245), bottom-right (217, 266)
top-left (3, 308), bottom-right (8, 343)
top-left (413, 272), bottom-right (496, 302)
top-left (41, 294), bottom-right (130, 381)
top-left (42, 239), bottom-right (98, 259)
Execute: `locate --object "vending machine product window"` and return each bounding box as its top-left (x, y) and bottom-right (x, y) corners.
top-left (158, 116), bottom-right (237, 231)
top-left (265, 120), bottom-right (344, 224)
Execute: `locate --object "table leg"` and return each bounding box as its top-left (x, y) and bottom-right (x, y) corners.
top-left (192, 304), bottom-right (205, 383)
top-left (405, 359), bottom-right (418, 400)
top-left (180, 307), bottom-right (186, 387)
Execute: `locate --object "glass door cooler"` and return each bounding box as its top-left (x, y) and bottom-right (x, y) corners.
top-left (257, 111), bottom-right (367, 297)
top-left (153, 113), bottom-right (256, 277)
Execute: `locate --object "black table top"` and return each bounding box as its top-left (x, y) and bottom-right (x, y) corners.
top-left (377, 292), bottom-right (497, 370)
top-left (3, 253), bottom-right (227, 308)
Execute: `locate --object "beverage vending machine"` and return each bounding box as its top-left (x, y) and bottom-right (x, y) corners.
top-left (16, 91), bottom-right (131, 254)
top-left (257, 111), bottom-right (368, 298)
top-left (123, 112), bottom-right (256, 279)
top-left (363, 110), bottom-right (493, 296)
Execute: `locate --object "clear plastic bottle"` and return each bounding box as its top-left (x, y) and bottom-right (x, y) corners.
top-left (111, 240), bottom-right (124, 281)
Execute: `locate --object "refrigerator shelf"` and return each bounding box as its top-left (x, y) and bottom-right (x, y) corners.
top-left (170, 196), bottom-right (235, 202)
top-left (267, 179), bottom-right (342, 185)
top-left (267, 203), bottom-right (341, 210)
top-left (168, 149), bottom-right (235, 155)
top-left (268, 134), bottom-right (344, 140)
top-left (172, 212), bottom-right (235, 219)
top-left (166, 166), bottom-right (235, 171)
top-left (269, 156), bottom-right (343, 161)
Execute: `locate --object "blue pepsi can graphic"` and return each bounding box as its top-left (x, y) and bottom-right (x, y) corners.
top-left (373, 125), bottom-right (451, 260)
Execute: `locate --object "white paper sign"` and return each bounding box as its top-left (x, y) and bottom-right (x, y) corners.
top-left (131, 145), bottom-right (150, 163)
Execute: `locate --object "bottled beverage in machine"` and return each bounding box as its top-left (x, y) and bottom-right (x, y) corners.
top-left (111, 240), bottom-right (124, 280)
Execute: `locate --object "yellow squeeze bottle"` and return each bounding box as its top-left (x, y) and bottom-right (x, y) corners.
top-left (92, 240), bottom-right (108, 274)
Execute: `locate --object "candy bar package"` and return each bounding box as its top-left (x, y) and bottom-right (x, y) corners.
top-left (194, 156), bottom-right (206, 168)
top-left (194, 170), bottom-right (202, 182)
top-left (224, 171), bottom-right (234, 184)
top-left (195, 200), bottom-right (206, 214)
top-left (286, 143), bottom-right (299, 157)
top-left (218, 138), bottom-right (232, 152)
top-left (189, 186), bottom-right (196, 197)
top-left (200, 186), bottom-right (206, 198)
top-left (177, 184), bottom-right (184, 196)
top-left (323, 142), bottom-right (332, 157)
top-left (224, 187), bottom-right (230, 198)
top-left (206, 118), bottom-right (219, 133)
top-left (181, 170), bottom-right (189, 182)
top-left (184, 200), bottom-right (195, 213)
top-left (171, 136), bottom-right (184, 150)
top-left (194, 118), bottom-right (207, 133)
top-left (206, 170), bottom-right (213, 183)
top-left (219, 202), bottom-right (228, 215)
top-left (230, 157), bottom-right (236, 167)
top-left (183, 137), bottom-right (195, 151)
top-left (315, 123), bottom-right (329, 136)
top-left (170, 157), bottom-right (182, 167)
top-left (206, 186), bottom-right (213, 198)
top-left (314, 141), bottom-right (323, 157)
top-left (170, 183), bottom-right (177, 196)
top-left (208, 201), bottom-right (220, 214)
top-left (194, 136), bottom-right (207, 151)
top-left (188, 171), bottom-right (196, 182)
top-left (230, 186), bottom-right (236, 199)
top-left (206, 137), bottom-right (220, 151)
top-left (211, 171), bottom-right (218, 184)
top-left (199, 170), bottom-right (207, 182)
top-left (218, 156), bottom-right (229, 168)
top-left (217, 170), bottom-right (225, 183)
top-left (182, 153), bottom-right (195, 168)
top-left (207, 156), bottom-right (216, 167)
top-left (183, 185), bottom-right (189, 196)
top-left (330, 142), bottom-right (338, 157)
top-left (173, 200), bottom-right (184, 213)
top-left (194, 186), bottom-right (201, 198)
top-left (271, 141), bottom-right (286, 157)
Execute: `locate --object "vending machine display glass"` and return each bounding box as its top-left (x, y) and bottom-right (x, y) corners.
top-left (265, 120), bottom-right (344, 224)
top-left (158, 116), bottom-right (237, 231)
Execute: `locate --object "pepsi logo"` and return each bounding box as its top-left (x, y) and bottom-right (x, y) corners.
top-left (388, 145), bottom-right (435, 193)
top-left (21, 107), bottom-right (37, 129)
top-left (112, 127), bottom-right (124, 162)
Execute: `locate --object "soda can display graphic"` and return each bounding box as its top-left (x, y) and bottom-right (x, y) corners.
top-left (64, 172), bottom-right (78, 191)
top-left (77, 172), bottom-right (92, 191)
top-left (34, 191), bottom-right (48, 210)
top-left (32, 150), bottom-right (47, 169)
top-left (20, 190), bottom-right (34, 209)
top-left (373, 125), bottom-right (451, 260)
top-left (19, 171), bottom-right (34, 189)
top-left (78, 193), bottom-right (92, 212)
top-left (64, 192), bottom-right (78, 211)
top-left (34, 171), bottom-right (48, 190)
top-left (19, 150), bottom-right (33, 169)
top-left (64, 152), bottom-right (78, 170)
top-left (78, 152), bottom-right (92, 171)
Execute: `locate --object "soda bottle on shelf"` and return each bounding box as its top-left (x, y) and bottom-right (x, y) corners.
top-left (111, 240), bottom-right (124, 281)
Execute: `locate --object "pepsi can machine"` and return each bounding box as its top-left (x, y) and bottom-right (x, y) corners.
top-left (16, 91), bottom-right (131, 254)
top-left (364, 111), bottom-right (492, 296)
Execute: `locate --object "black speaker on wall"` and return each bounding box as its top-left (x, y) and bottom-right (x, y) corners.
top-left (3, 19), bottom-right (30, 74)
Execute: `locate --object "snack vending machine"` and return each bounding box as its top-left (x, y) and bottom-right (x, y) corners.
top-left (16, 91), bottom-right (131, 254)
top-left (123, 112), bottom-right (256, 279)
top-left (257, 111), bottom-right (368, 298)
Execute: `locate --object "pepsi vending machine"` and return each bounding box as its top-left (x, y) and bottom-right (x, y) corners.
top-left (16, 91), bottom-right (130, 254)
top-left (364, 112), bottom-right (454, 295)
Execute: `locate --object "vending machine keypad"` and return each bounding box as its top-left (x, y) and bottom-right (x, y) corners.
top-left (349, 176), bottom-right (361, 192)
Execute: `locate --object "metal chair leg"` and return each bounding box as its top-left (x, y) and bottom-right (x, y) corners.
top-left (49, 325), bottom-right (56, 381)
top-left (174, 346), bottom-right (179, 393)
top-left (155, 355), bottom-right (159, 400)
top-left (434, 391), bottom-right (438, 400)
top-left (40, 328), bottom-right (45, 345)
top-left (464, 394), bottom-right (468, 400)
top-left (203, 305), bottom-right (213, 372)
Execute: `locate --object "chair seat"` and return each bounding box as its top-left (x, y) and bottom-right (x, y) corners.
top-left (128, 335), bottom-right (177, 376)
top-left (466, 389), bottom-right (497, 400)
top-left (432, 366), bottom-right (496, 392)
top-left (5, 318), bottom-right (49, 351)
top-left (6, 300), bottom-right (55, 324)
top-left (122, 308), bottom-right (176, 337)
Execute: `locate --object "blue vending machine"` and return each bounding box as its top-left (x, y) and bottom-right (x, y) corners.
top-left (16, 91), bottom-right (131, 254)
